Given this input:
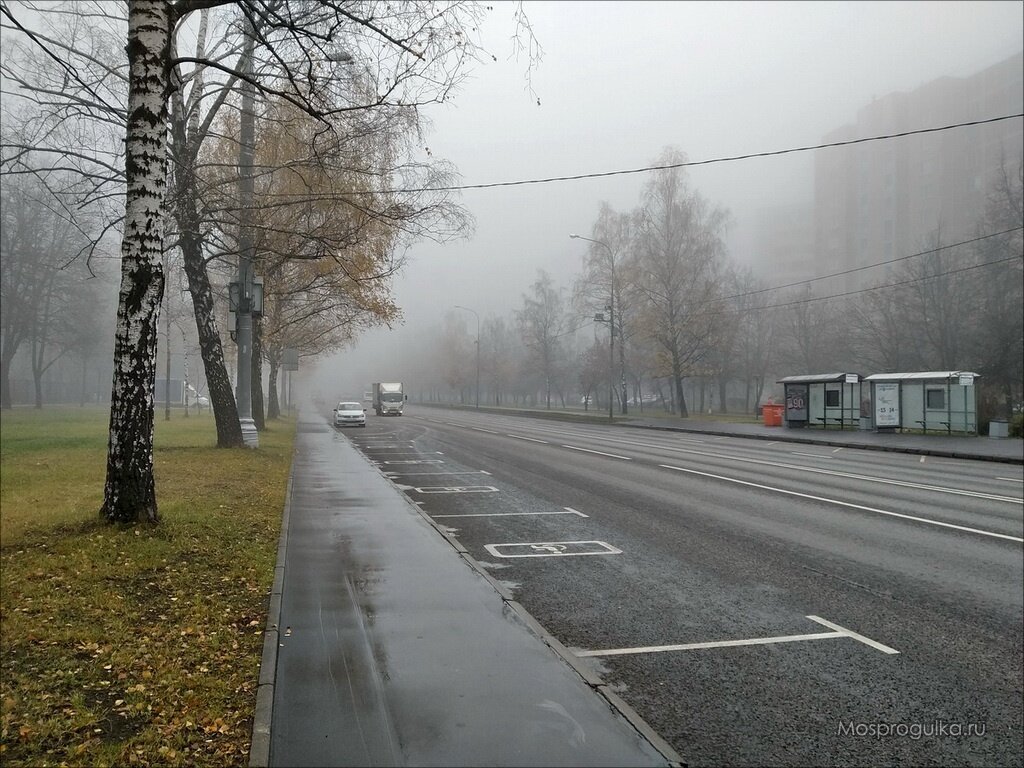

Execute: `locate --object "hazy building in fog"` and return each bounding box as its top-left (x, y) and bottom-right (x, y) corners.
top-left (749, 203), bottom-right (816, 289)
top-left (815, 50), bottom-right (1023, 292)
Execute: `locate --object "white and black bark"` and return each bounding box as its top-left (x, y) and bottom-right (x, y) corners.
top-left (100, 0), bottom-right (172, 524)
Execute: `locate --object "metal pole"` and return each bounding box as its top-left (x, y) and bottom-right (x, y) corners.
top-left (570, 234), bottom-right (617, 421)
top-left (235, 18), bottom-right (258, 447)
top-left (607, 299), bottom-right (614, 422)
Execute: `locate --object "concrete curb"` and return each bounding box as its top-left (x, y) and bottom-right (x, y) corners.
top-left (249, 469), bottom-right (294, 768)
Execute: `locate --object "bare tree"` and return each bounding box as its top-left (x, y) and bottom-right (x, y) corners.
top-left (516, 270), bottom-right (568, 409)
top-left (2, 0), bottom-right (532, 523)
top-left (630, 149), bottom-right (729, 417)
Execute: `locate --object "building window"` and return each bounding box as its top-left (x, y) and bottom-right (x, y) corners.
top-left (926, 388), bottom-right (946, 410)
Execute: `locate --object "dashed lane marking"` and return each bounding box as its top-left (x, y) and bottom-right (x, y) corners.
top-left (660, 463), bottom-right (1024, 543)
top-left (562, 445), bottom-right (632, 461)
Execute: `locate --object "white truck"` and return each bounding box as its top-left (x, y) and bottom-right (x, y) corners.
top-left (372, 382), bottom-right (406, 416)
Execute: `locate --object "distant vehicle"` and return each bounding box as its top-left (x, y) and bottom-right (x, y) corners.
top-left (333, 401), bottom-right (367, 428)
top-left (372, 382), bottom-right (406, 416)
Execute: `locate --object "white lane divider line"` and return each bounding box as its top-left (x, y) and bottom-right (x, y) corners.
top-left (832, 447), bottom-right (844, 454)
top-left (564, 507), bottom-right (589, 517)
top-left (473, 427), bottom-right (500, 434)
top-left (507, 433), bottom-right (549, 444)
top-left (793, 452), bottom-right (834, 459)
top-left (659, 463), bottom-right (1024, 543)
top-left (562, 445), bottom-right (632, 460)
top-left (576, 615), bottom-right (898, 658)
top-left (995, 477), bottom-right (1023, 483)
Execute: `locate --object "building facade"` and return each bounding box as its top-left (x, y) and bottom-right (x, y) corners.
top-left (815, 51), bottom-right (1023, 292)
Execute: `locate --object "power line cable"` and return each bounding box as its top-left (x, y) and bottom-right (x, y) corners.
top-left (722, 226), bottom-right (1023, 302)
top-left (385, 113), bottom-right (1023, 194)
top-left (720, 253), bottom-right (1022, 316)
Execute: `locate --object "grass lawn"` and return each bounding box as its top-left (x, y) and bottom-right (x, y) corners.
top-left (0, 406), bottom-right (295, 767)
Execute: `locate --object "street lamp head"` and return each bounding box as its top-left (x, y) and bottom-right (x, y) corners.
top-left (569, 233), bottom-right (580, 239)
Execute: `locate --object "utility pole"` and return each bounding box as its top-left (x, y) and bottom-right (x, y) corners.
top-left (234, 18), bottom-right (258, 447)
top-left (571, 234), bottom-right (620, 421)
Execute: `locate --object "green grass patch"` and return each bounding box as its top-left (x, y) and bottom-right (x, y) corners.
top-left (0, 407), bottom-right (295, 767)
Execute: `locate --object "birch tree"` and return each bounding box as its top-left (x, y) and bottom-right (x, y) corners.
top-left (631, 149), bottom-right (729, 417)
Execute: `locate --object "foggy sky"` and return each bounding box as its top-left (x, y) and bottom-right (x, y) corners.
top-left (308, 0), bottom-right (1024, 398)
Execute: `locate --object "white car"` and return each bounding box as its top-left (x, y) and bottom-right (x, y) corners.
top-left (333, 401), bottom-right (366, 428)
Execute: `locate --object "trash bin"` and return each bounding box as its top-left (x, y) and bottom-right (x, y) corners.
top-left (762, 403), bottom-right (784, 427)
top-left (989, 419), bottom-right (1008, 439)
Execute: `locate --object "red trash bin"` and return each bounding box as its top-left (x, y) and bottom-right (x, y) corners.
top-left (762, 403), bottom-right (784, 426)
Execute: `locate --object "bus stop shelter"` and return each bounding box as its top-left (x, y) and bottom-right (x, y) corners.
top-left (862, 371), bottom-right (979, 434)
top-left (777, 373), bottom-right (863, 429)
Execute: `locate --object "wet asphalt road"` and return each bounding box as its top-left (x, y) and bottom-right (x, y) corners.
top-left (341, 406), bottom-right (1024, 767)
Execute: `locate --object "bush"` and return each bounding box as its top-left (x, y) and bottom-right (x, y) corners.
top-left (1010, 412), bottom-right (1024, 438)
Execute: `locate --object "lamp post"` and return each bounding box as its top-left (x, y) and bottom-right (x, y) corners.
top-left (454, 305), bottom-right (480, 409)
top-left (570, 234), bottom-right (624, 421)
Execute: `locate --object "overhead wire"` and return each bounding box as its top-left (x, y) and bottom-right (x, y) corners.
top-left (383, 113), bottom-right (1024, 194)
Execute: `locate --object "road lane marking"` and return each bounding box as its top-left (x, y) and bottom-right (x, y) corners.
top-left (577, 631), bottom-right (843, 657)
top-left (805, 615), bottom-right (900, 654)
top-left (832, 447), bottom-right (844, 454)
top-left (651, 446), bottom-right (1022, 504)
top-left (577, 615), bottom-right (898, 657)
top-left (385, 470), bottom-right (491, 476)
top-left (996, 477), bottom-right (1023, 483)
top-left (383, 460), bottom-right (443, 465)
top-left (507, 434), bottom-right (549, 444)
top-left (793, 452), bottom-right (834, 459)
top-left (414, 486), bottom-right (499, 494)
top-left (472, 427), bottom-right (500, 434)
top-left (484, 540), bottom-right (621, 558)
top-left (659, 463), bottom-right (1024, 543)
top-left (562, 445), bottom-right (632, 460)
top-left (434, 507), bottom-right (588, 519)
top-left (920, 456), bottom-right (927, 463)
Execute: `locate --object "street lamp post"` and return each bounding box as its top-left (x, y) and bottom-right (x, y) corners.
top-left (454, 305), bottom-right (480, 409)
top-left (570, 234), bottom-right (624, 421)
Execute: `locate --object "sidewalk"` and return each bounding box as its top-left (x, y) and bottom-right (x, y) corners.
top-left (250, 412), bottom-right (679, 767)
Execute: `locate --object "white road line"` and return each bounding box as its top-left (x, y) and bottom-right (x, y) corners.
top-left (763, 441), bottom-right (779, 446)
top-left (659, 463), bottom-right (1024, 543)
top-left (576, 631), bottom-right (843, 657)
top-left (564, 507), bottom-right (589, 517)
top-left (652, 445), bottom-right (1022, 504)
top-left (433, 509), bottom-right (585, 519)
top-left (793, 452), bottom-right (834, 459)
top-left (576, 615), bottom-right (898, 658)
top-left (473, 427), bottom-right (500, 434)
top-left (562, 445), bottom-right (633, 461)
top-left (507, 434), bottom-right (549, 444)
top-left (920, 456), bottom-right (927, 463)
top-left (806, 615), bottom-right (900, 654)
top-left (385, 470), bottom-right (490, 476)
top-left (832, 447), bottom-right (844, 454)
top-left (996, 477), bottom-right (1024, 483)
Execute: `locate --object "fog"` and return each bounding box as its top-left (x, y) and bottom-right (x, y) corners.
top-left (305, 1), bottom-right (1023, 399)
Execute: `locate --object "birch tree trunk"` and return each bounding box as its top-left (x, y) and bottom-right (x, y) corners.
top-left (100, 0), bottom-right (171, 524)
